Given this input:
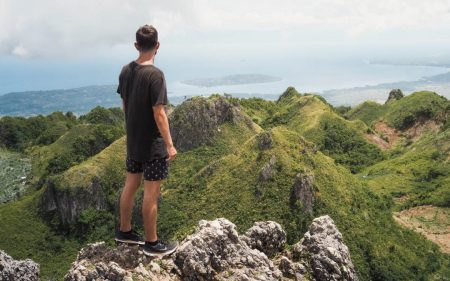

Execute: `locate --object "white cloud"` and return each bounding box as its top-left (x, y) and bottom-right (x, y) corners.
top-left (1, 0), bottom-right (450, 58)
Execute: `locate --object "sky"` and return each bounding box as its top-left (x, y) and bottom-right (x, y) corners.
top-left (1, 0), bottom-right (450, 94)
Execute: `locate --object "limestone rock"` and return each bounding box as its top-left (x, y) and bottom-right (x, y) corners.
top-left (385, 89), bottom-right (404, 104)
top-left (259, 155), bottom-right (277, 182)
top-left (293, 215), bottom-right (359, 281)
top-left (64, 242), bottom-right (177, 281)
top-left (64, 217), bottom-right (359, 281)
top-left (292, 172), bottom-right (315, 215)
top-left (169, 96), bottom-right (255, 151)
top-left (174, 218), bottom-right (282, 281)
top-left (241, 221), bottom-right (286, 258)
top-left (257, 130), bottom-right (274, 150)
top-left (0, 250), bottom-right (40, 281)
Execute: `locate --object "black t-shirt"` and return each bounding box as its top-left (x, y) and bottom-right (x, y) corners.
top-left (117, 61), bottom-right (169, 161)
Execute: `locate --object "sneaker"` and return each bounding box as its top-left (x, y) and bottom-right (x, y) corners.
top-left (143, 239), bottom-right (179, 258)
top-left (114, 229), bottom-right (145, 245)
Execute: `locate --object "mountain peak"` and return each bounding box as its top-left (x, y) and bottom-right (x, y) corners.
top-left (63, 216), bottom-right (358, 281)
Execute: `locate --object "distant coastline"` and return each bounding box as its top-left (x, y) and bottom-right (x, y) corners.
top-left (181, 74), bottom-right (282, 87)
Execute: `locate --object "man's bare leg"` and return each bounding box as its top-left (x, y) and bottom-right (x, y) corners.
top-left (142, 179), bottom-right (161, 242)
top-left (119, 172), bottom-right (142, 232)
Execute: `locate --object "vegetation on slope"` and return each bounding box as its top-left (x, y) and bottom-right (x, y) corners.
top-left (0, 91), bottom-right (449, 281)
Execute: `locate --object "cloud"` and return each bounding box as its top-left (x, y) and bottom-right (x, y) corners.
top-left (1, 0), bottom-right (450, 58)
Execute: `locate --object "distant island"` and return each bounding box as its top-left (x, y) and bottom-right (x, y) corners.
top-left (181, 74), bottom-right (282, 87)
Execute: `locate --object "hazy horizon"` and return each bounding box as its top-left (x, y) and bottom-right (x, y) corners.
top-left (2, 0), bottom-right (450, 97)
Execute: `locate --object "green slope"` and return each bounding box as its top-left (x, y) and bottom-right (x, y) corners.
top-left (0, 91), bottom-right (449, 281)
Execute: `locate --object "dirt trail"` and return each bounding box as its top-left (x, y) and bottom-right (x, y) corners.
top-left (393, 205), bottom-right (450, 253)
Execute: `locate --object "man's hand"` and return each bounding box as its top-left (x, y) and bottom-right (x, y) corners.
top-left (153, 104), bottom-right (177, 162)
top-left (166, 145), bottom-right (177, 162)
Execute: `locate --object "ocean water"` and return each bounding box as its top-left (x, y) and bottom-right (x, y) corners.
top-left (166, 61), bottom-right (450, 101)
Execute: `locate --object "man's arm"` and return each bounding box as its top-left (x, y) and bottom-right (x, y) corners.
top-left (122, 98), bottom-right (125, 113)
top-left (153, 104), bottom-right (177, 161)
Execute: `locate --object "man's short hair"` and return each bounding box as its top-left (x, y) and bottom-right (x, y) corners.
top-left (136, 25), bottom-right (158, 51)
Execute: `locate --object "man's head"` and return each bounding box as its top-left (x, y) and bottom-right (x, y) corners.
top-left (135, 25), bottom-right (159, 54)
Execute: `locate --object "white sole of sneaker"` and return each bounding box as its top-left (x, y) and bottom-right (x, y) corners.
top-left (143, 245), bottom-right (178, 258)
top-left (114, 238), bottom-right (145, 245)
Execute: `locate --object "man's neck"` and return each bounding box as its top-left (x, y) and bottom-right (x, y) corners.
top-left (135, 52), bottom-right (155, 65)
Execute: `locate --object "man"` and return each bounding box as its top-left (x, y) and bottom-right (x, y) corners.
top-left (115, 24), bottom-right (178, 257)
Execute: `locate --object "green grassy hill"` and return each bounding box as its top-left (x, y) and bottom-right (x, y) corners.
top-left (0, 90), bottom-right (449, 280)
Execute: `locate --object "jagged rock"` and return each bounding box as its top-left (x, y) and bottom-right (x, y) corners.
top-left (64, 242), bottom-right (177, 281)
top-left (169, 96), bottom-right (255, 151)
top-left (241, 221), bottom-right (286, 258)
top-left (65, 217), bottom-right (358, 281)
top-left (174, 218), bottom-right (283, 281)
top-left (0, 250), bottom-right (40, 281)
top-left (257, 130), bottom-right (274, 150)
top-left (385, 89), bottom-right (404, 104)
top-left (293, 215), bottom-right (359, 281)
top-left (292, 172), bottom-right (315, 215)
top-left (259, 155), bottom-right (277, 182)
top-left (277, 256), bottom-right (306, 280)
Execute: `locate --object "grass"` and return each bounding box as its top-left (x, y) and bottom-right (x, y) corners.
top-left (360, 128), bottom-right (450, 210)
top-left (0, 191), bottom-right (81, 280)
top-left (0, 91), bottom-right (449, 281)
top-left (0, 148), bottom-right (31, 203)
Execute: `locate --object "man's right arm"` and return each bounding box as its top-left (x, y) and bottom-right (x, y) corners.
top-left (153, 105), bottom-right (177, 161)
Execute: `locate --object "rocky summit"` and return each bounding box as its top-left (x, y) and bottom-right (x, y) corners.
top-left (61, 215), bottom-right (358, 281)
top-left (0, 250), bottom-right (40, 281)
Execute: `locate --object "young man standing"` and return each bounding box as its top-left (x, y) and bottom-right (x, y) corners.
top-left (115, 24), bottom-right (178, 257)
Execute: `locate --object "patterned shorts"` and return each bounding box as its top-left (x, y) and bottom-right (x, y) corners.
top-left (125, 156), bottom-right (169, 181)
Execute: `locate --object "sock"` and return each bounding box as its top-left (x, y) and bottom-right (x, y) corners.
top-left (120, 229), bottom-right (132, 234)
top-left (146, 240), bottom-right (158, 246)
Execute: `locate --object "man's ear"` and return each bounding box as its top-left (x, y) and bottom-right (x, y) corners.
top-left (134, 42), bottom-right (139, 51)
top-left (155, 41), bottom-right (160, 54)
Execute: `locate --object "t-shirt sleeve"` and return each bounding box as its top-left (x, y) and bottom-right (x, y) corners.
top-left (150, 71), bottom-right (168, 106)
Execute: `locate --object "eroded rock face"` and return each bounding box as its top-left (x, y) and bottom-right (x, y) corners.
top-left (169, 96), bottom-right (255, 151)
top-left (174, 218), bottom-right (282, 281)
top-left (385, 89), bottom-right (404, 104)
top-left (259, 155), bottom-right (277, 182)
top-left (41, 177), bottom-right (108, 226)
top-left (0, 250), bottom-right (40, 281)
top-left (65, 216), bottom-right (359, 281)
top-left (292, 172), bottom-right (315, 215)
top-left (293, 215), bottom-right (359, 281)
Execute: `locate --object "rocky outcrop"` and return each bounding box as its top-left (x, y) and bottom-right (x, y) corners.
top-left (292, 172), bottom-right (315, 215)
top-left (64, 242), bottom-right (177, 281)
top-left (65, 216), bottom-right (359, 281)
top-left (169, 95), bottom-right (256, 151)
top-left (241, 221), bottom-right (286, 258)
top-left (293, 215), bottom-right (359, 281)
top-left (41, 177), bottom-right (108, 225)
top-left (0, 250), bottom-right (40, 281)
top-left (385, 89), bottom-right (404, 104)
top-left (174, 218), bottom-right (282, 280)
top-left (257, 130), bottom-right (274, 150)
top-left (259, 155), bottom-right (277, 182)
